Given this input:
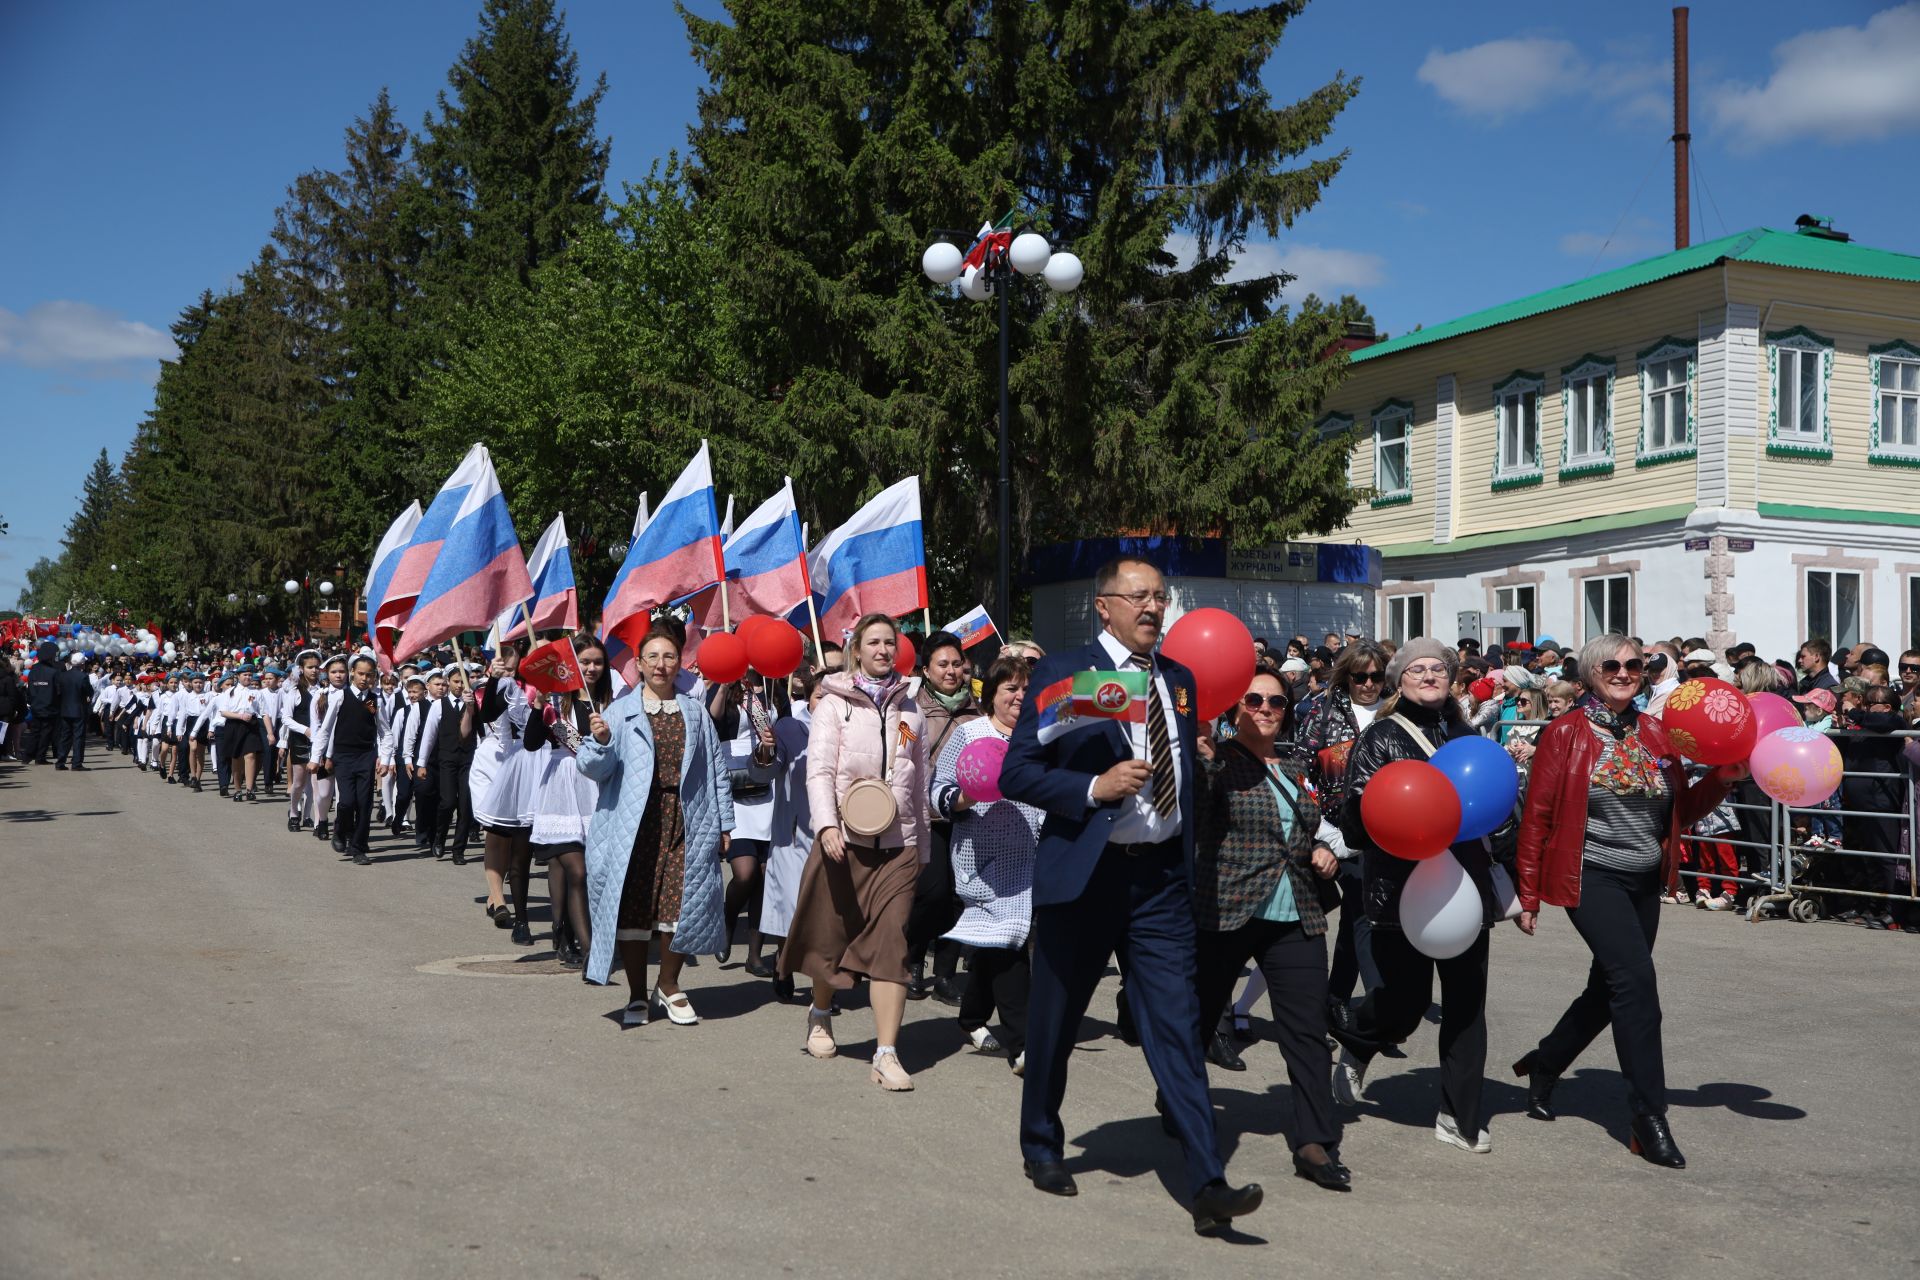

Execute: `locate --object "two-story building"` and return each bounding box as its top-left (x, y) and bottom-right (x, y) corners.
top-left (1314, 222), bottom-right (1920, 661)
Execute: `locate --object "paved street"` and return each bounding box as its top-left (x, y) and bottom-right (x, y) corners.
top-left (3, 751), bottom-right (1917, 1280)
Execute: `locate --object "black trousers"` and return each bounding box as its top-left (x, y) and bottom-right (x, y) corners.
top-left (1326, 859), bottom-right (1381, 1006)
top-left (906, 823), bottom-right (963, 972)
top-left (1340, 925), bottom-right (1490, 1137)
top-left (1532, 861), bottom-right (1667, 1116)
top-left (23, 717), bottom-right (56, 763)
top-left (410, 768), bottom-right (440, 848)
top-left (214, 725), bottom-right (235, 791)
top-left (333, 749), bottom-right (377, 852)
top-left (957, 944), bottom-right (1031, 1057)
top-left (435, 755), bottom-right (473, 852)
top-left (1196, 917), bottom-right (1340, 1151)
top-left (392, 763), bottom-right (414, 829)
top-left (55, 716), bottom-right (86, 768)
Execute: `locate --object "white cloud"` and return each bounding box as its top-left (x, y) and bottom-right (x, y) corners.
top-left (1416, 38), bottom-right (1581, 119)
top-left (1166, 234), bottom-right (1386, 300)
top-left (0, 301), bottom-right (176, 369)
top-left (1710, 3), bottom-right (1920, 148)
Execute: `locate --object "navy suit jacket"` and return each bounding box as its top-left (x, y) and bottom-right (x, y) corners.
top-left (1000, 639), bottom-right (1201, 907)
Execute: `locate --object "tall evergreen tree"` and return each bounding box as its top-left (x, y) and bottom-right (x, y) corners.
top-left (682, 0), bottom-right (1363, 613)
top-left (63, 449), bottom-right (127, 560)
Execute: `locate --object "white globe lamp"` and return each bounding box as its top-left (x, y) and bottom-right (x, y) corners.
top-left (1042, 251), bottom-right (1085, 293)
top-left (283, 579), bottom-right (300, 594)
top-left (959, 264), bottom-right (991, 302)
top-left (1009, 232), bottom-right (1052, 276)
top-left (921, 241), bottom-right (964, 285)
top-left (318, 581), bottom-right (335, 597)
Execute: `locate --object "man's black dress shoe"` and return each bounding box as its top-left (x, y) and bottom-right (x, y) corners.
top-left (1512, 1051), bottom-right (1559, 1121)
top-left (905, 959), bottom-right (932, 1000)
top-left (331, 835), bottom-right (347, 853)
top-left (351, 850), bottom-right (372, 866)
top-left (1115, 997), bottom-right (1139, 1046)
top-left (1023, 1159), bottom-right (1078, 1197)
top-left (1292, 1146), bottom-right (1352, 1191)
top-left (1190, 1179), bottom-right (1263, 1235)
top-left (1628, 1113), bottom-right (1685, 1168)
top-left (1206, 1029), bottom-right (1247, 1071)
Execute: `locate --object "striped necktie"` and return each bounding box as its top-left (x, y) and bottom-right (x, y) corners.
top-left (1127, 654), bottom-right (1177, 819)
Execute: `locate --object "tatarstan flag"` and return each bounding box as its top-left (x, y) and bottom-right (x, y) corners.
top-left (1033, 669), bottom-right (1151, 743)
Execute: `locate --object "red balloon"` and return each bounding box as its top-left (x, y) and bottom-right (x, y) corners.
top-left (1661, 677), bottom-right (1757, 765)
top-left (699, 632), bottom-right (750, 684)
top-left (736, 614), bottom-right (775, 647)
top-left (894, 632), bottom-right (917, 675)
top-left (747, 619), bottom-right (804, 678)
top-left (1360, 760), bottom-right (1462, 860)
top-left (1160, 608), bottom-right (1256, 721)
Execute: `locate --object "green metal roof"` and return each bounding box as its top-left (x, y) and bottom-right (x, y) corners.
top-left (1352, 227), bottom-right (1920, 364)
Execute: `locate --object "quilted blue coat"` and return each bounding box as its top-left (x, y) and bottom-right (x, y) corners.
top-left (577, 693), bottom-right (738, 985)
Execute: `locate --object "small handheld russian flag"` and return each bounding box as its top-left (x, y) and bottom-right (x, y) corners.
top-left (940, 604), bottom-right (998, 650)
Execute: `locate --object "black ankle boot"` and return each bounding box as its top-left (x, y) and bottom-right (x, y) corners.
top-left (905, 957), bottom-right (933, 1000)
top-left (1512, 1051), bottom-right (1559, 1122)
top-left (1628, 1113), bottom-right (1685, 1168)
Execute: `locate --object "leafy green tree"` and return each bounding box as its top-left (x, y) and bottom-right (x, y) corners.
top-left (680, 0), bottom-right (1364, 616)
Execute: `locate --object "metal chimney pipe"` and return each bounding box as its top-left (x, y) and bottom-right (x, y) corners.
top-left (1673, 7), bottom-right (1691, 250)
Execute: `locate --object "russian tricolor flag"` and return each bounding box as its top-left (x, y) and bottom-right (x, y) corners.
top-left (602, 442), bottom-right (724, 681)
top-left (809, 476), bottom-right (928, 641)
top-left (366, 501), bottom-right (424, 671)
top-left (393, 444), bottom-right (534, 662)
top-left (498, 513), bottom-right (578, 641)
top-left (695, 478), bottom-right (811, 633)
top-left (941, 604), bottom-right (998, 650)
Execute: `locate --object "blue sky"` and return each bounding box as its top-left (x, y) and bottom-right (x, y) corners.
top-left (4, 0), bottom-right (1914, 607)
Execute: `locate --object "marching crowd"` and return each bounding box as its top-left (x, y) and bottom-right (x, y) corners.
top-left (5, 559), bottom-right (1918, 1233)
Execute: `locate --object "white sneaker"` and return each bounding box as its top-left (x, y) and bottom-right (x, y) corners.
top-left (1332, 1048), bottom-right (1368, 1106)
top-left (1435, 1112), bottom-right (1492, 1153)
top-left (968, 1025), bottom-right (1002, 1053)
top-left (1012, 1051), bottom-right (1025, 1077)
top-left (1702, 895), bottom-right (1731, 911)
top-left (622, 999), bottom-right (649, 1027)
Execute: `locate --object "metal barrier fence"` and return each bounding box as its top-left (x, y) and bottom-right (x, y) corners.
top-left (1497, 718), bottom-right (1918, 925)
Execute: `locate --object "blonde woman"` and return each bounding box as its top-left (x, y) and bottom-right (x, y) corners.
top-left (780, 613), bottom-right (931, 1091)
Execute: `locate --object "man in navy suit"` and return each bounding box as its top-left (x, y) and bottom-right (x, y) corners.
top-left (1000, 556), bottom-right (1261, 1234)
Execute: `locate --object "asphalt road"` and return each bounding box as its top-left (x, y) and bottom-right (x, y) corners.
top-left (3, 751), bottom-right (1917, 1280)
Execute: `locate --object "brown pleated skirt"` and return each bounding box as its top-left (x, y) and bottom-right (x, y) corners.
top-left (777, 840), bottom-right (917, 989)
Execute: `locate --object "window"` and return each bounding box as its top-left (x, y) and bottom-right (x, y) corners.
top-left (1492, 372), bottom-right (1543, 488)
top-left (1386, 594), bottom-right (1425, 645)
top-left (1911, 575), bottom-right (1920, 653)
top-left (1493, 584), bottom-right (1536, 647)
top-left (1870, 341), bottom-right (1920, 466)
top-left (1582, 573), bottom-right (1630, 640)
top-left (1807, 569), bottom-right (1862, 653)
top-left (1370, 401), bottom-right (1413, 506)
top-left (1637, 338), bottom-right (1695, 464)
top-left (1767, 327), bottom-right (1834, 457)
top-left (1560, 356), bottom-right (1614, 477)
top-left (1319, 412), bottom-right (1357, 485)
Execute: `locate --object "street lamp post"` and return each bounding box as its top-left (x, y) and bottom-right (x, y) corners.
top-left (922, 221), bottom-right (1084, 633)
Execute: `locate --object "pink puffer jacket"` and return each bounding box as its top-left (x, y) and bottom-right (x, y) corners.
top-left (808, 673), bottom-right (932, 863)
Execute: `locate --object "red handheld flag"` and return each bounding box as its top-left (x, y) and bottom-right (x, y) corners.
top-left (519, 636), bottom-right (584, 694)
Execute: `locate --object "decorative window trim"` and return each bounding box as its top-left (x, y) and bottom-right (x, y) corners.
top-left (1559, 354), bottom-right (1615, 479)
top-left (1636, 337), bottom-right (1696, 466)
top-left (1869, 339), bottom-right (1920, 468)
top-left (1320, 411), bottom-right (1358, 486)
top-left (1766, 325), bottom-right (1834, 459)
top-left (1490, 370), bottom-right (1545, 488)
top-left (1369, 399), bottom-right (1414, 506)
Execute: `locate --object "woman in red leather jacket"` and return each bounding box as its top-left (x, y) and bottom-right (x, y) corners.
top-left (1511, 634), bottom-right (1745, 1169)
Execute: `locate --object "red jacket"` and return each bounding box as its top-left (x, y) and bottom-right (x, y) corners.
top-left (1516, 710), bottom-right (1735, 912)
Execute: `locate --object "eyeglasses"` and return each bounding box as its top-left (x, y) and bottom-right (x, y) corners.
top-left (1598, 659), bottom-right (1645, 676)
top-left (1350, 670), bottom-right (1384, 684)
top-left (1240, 693), bottom-right (1289, 711)
top-left (1099, 590), bottom-right (1171, 609)
top-left (1901, 664), bottom-right (1920, 675)
top-left (1402, 663), bottom-right (1450, 679)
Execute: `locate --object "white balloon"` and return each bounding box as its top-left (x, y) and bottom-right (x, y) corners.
top-left (1009, 232), bottom-right (1052, 276)
top-left (921, 241), bottom-right (964, 285)
top-left (959, 264), bottom-right (991, 302)
top-left (1042, 251), bottom-right (1084, 293)
top-left (1399, 852), bottom-right (1485, 960)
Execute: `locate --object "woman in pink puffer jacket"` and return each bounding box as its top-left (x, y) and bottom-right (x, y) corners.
top-left (779, 613), bottom-right (931, 1091)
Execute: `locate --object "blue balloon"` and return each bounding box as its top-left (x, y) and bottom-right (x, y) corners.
top-left (1430, 735), bottom-right (1520, 842)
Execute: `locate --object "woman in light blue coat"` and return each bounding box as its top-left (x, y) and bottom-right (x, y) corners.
top-left (578, 622), bottom-right (739, 1028)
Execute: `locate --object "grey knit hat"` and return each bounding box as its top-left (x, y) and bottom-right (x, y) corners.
top-left (1385, 637), bottom-right (1458, 687)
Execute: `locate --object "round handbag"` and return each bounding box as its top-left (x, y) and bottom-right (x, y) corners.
top-left (840, 777), bottom-right (898, 838)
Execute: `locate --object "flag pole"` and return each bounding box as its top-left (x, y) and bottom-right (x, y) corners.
top-left (806, 595), bottom-right (825, 664)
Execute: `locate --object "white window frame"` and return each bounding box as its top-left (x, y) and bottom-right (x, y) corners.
top-left (1581, 572), bottom-right (1631, 642)
top-left (1869, 340), bottom-right (1920, 467)
top-left (1806, 568), bottom-right (1863, 654)
top-left (1560, 355), bottom-right (1614, 477)
top-left (1491, 371), bottom-right (1544, 489)
top-left (1636, 337), bottom-right (1696, 465)
top-left (1370, 401), bottom-right (1413, 507)
top-left (1386, 593), bottom-right (1425, 645)
top-left (1767, 326), bottom-right (1834, 458)
top-left (1493, 584), bottom-right (1536, 646)
top-left (1318, 412), bottom-right (1357, 486)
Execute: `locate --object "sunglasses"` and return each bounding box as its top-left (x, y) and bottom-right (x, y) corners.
top-left (1901, 664), bottom-right (1920, 675)
top-left (1598, 658), bottom-right (1645, 676)
top-left (1350, 670), bottom-right (1384, 684)
top-left (1241, 693), bottom-right (1289, 711)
